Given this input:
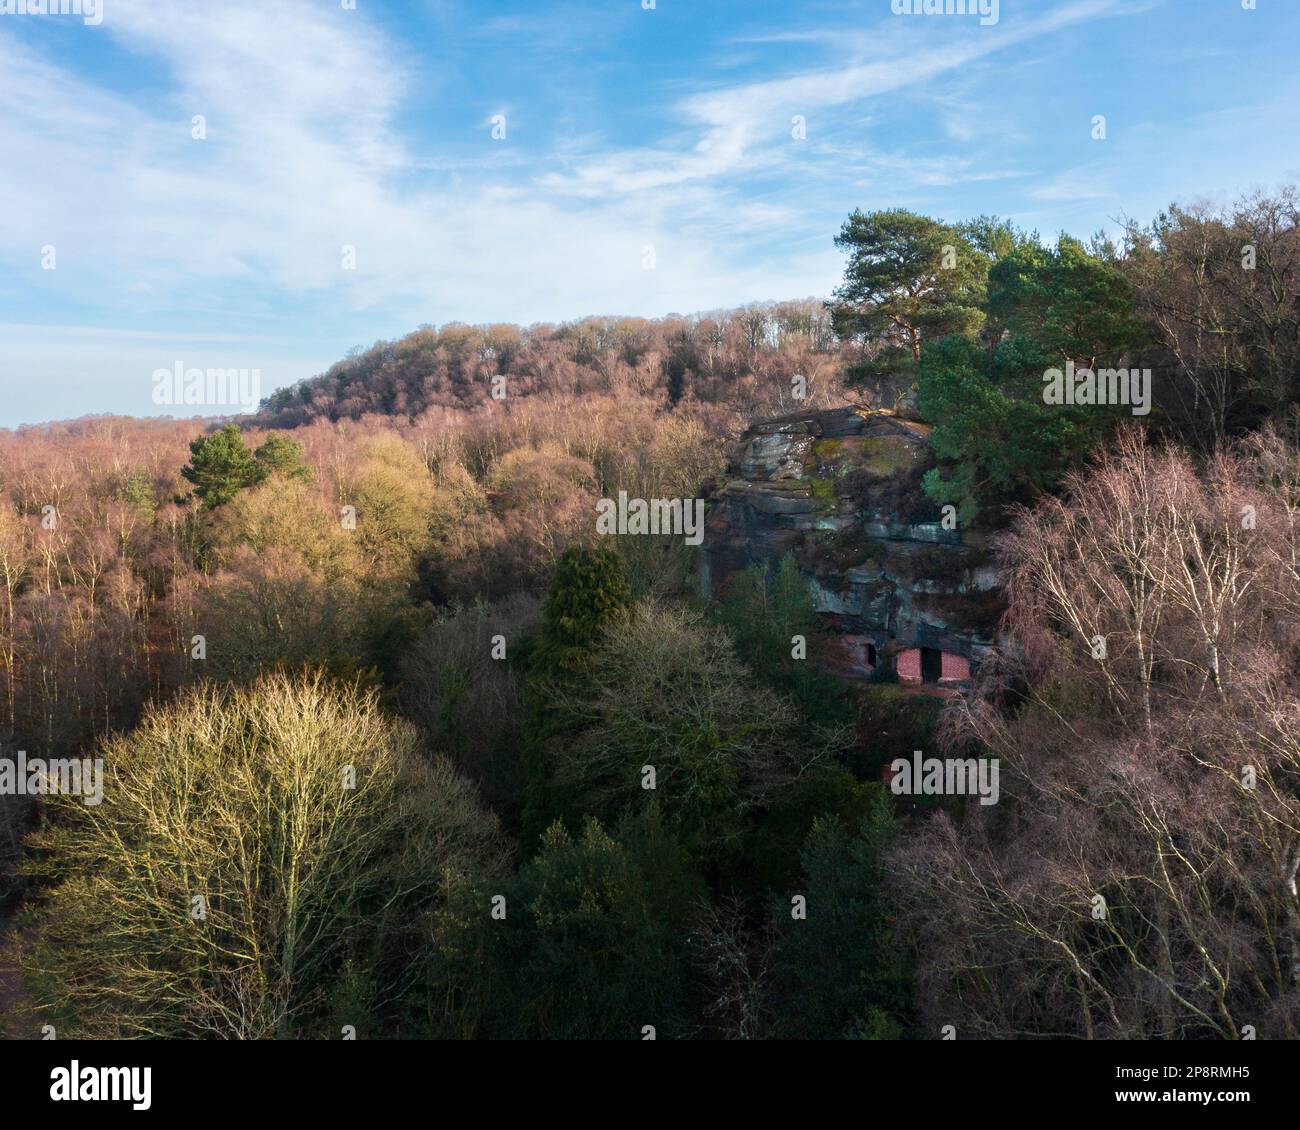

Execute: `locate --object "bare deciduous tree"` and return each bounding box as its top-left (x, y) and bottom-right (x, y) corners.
top-left (897, 431), bottom-right (1300, 1039)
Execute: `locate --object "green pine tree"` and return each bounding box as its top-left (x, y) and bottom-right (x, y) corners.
top-left (520, 544), bottom-right (634, 851)
top-left (768, 787), bottom-right (912, 1039)
top-left (181, 423), bottom-right (266, 509)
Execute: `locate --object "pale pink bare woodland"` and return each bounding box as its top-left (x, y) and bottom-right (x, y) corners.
top-left (896, 430), bottom-right (1300, 1039)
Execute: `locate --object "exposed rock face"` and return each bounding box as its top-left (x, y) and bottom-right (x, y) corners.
top-left (702, 405), bottom-right (1002, 683)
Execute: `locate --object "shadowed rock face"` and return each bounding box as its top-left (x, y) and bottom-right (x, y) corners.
top-left (702, 405), bottom-right (1002, 683)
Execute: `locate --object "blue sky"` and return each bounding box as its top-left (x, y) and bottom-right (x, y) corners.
top-left (1, 0), bottom-right (1297, 427)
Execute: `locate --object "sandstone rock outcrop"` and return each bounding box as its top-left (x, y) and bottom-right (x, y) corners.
top-left (702, 405), bottom-right (1002, 684)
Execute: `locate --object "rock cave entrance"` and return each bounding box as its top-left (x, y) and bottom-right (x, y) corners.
top-left (896, 647), bottom-right (971, 685)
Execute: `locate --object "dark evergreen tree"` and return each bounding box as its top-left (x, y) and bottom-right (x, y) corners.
top-left (520, 543), bottom-right (634, 851)
top-left (427, 810), bottom-right (701, 1039)
top-left (831, 208), bottom-right (988, 385)
top-left (768, 787), bottom-right (911, 1039)
top-left (180, 423), bottom-right (265, 509)
top-left (717, 552), bottom-right (849, 723)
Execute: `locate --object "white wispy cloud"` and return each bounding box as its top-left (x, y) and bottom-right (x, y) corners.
top-left (539, 0), bottom-right (1125, 199)
top-left (10, 0), bottom-right (1284, 426)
